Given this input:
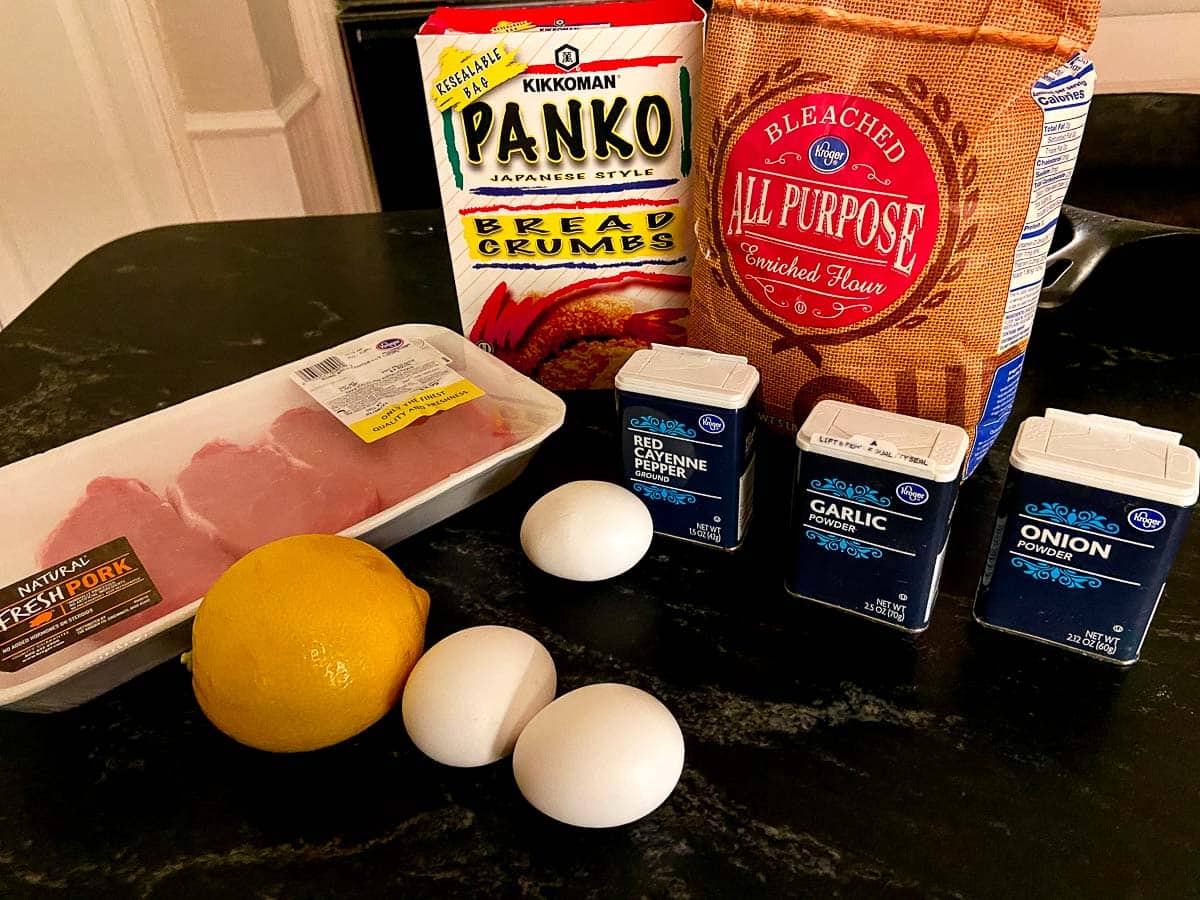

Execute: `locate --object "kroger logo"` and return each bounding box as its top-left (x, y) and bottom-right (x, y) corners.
top-left (698, 413), bottom-right (725, 435)
top-left (1128, 507), bottom-right (1166, 532)
top-left (896, 482), bottom-right (929, 505)
top-left (376, 338), bottom-right (405, 350)
top-left (808, 136), bottom-right (849, 174)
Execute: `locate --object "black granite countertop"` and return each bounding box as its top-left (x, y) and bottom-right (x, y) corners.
top-left (1, 201), bottom-right (1198, 898)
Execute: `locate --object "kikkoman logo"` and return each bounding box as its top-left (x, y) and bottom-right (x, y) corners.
top-left (521, 43), bottom-right (617, 94)
top-left (554, 44), bottom-right (580, 72)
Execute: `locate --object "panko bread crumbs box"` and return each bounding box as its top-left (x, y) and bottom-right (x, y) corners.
top-left (418, 0), bottom-right (704, 390)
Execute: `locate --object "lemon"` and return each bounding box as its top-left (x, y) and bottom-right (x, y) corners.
top-left (190, 534), bottom-right (430, 752)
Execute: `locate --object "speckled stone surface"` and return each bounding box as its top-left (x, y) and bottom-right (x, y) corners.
top-left (1, 205), bottom-right (1198, 898)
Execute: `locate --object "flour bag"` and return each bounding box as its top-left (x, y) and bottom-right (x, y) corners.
top-left (688, 0), bottom-right (1102, 474)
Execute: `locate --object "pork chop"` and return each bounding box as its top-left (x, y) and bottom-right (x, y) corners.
top-left (268, 398), bottom-right (517, 509)
top-left (268, 405), bottom-right (450, 508)
top-left (168, 440), bottom-right (381, 557)
top-left (410, 397), bottom-right (519, 474)
top-left (38, 477), bottom-right (235, 617)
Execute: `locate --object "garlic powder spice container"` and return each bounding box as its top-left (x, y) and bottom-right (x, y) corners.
top-left (975, 409), bottom-right (1198, 664)
top-left (616, 345), bottom-right (759, 550)
top-left (788, 401), bottom-right (968, 631)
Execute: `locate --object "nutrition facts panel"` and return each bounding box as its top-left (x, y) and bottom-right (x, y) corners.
top-left (998, 53), bottom-right (1096, 353)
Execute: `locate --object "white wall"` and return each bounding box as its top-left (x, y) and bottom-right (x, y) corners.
top-left (1093, 5), bottom-right (1200, 93)
top-left (0, 1), bottom-right (194, 326)
top-left (0, 0), bottom-right (377, 329)
top-left (247, 0), bottom-right (308, 105)
top-left (1103, 0), bottom-right (1200, 14)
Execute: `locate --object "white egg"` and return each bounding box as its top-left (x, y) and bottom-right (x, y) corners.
top-left (520, 481), bottom-right (653, 581)
top-left (512, 683), bottom-right (685, 828)
top-left (402, 625), bottom-right (556, 767)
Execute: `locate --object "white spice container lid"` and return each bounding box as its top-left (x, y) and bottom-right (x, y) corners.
top-left (1010, 408), bottom-right (1199, 507)
top-left (615, 344), bottom-right (760, 411)
top-left (796, 400), bottom-right (969, 483)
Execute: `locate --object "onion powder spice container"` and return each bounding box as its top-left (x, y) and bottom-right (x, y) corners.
top-left (616, 345), bottom-right (759, 550)
top-left (787, 400), bottom-right (968, 631)
top-left (975, 409), bottom-right (1198, 664)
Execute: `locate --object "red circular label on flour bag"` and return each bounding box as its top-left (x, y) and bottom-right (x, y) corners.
top-left (721, 93), bottom-right (940, 328)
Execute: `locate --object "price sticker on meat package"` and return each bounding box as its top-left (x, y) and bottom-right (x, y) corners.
top-left (291, 337), bottom-right (485, 443)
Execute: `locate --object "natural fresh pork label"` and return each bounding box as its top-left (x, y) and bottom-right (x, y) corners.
top-left (721, 93), bottom-right (940, 329)
top-left (0, 537), bottom-right (161, 672)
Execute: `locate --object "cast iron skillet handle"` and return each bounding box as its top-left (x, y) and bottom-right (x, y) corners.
top-left (1040, 205), bottom-right (1200, 308)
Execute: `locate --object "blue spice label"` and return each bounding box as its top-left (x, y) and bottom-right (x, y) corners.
top-left (619, 392), bottom-right (754, 549)
top-left (787, 453), bottom-right (957, 630)
top-left (975, 470), bottom-right (1194, 663)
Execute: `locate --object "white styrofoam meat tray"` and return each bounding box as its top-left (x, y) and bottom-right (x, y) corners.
top-left (0, 325), bottom-right (565, 712)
